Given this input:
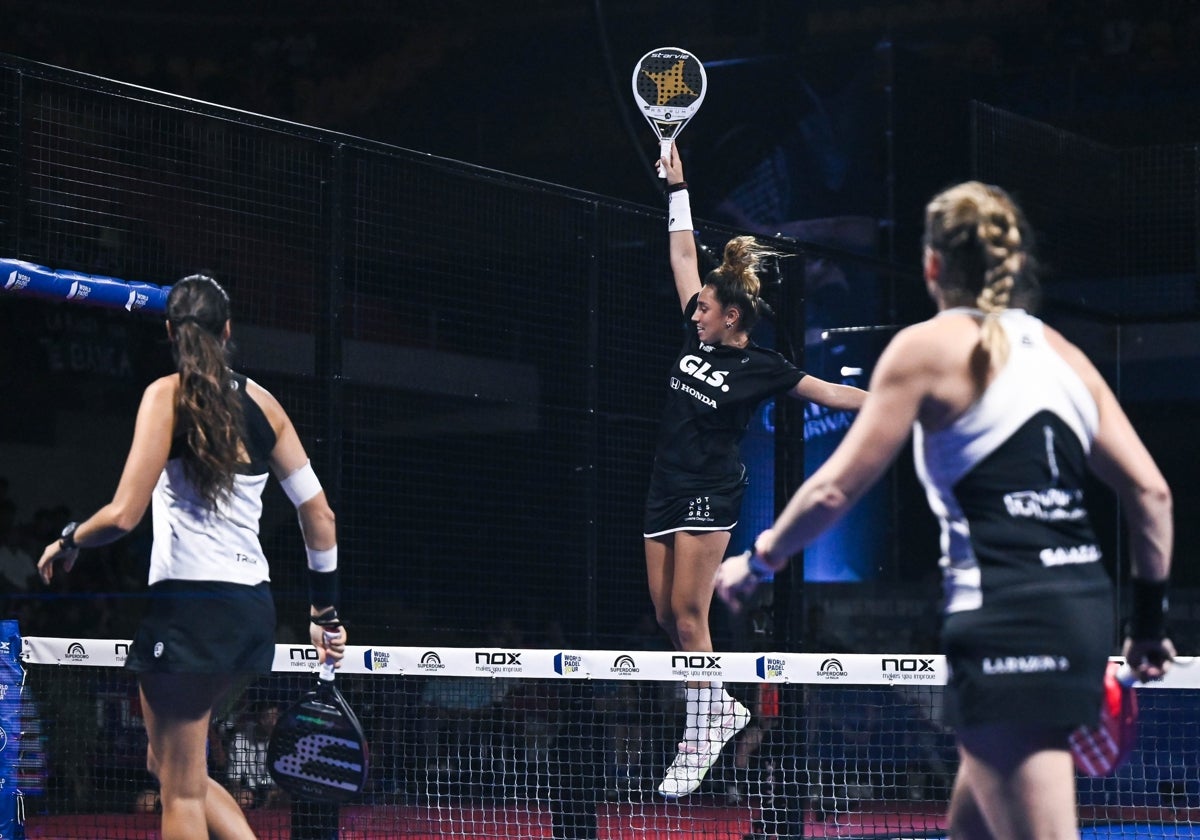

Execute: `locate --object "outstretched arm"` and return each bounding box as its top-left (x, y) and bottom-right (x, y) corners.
top-left (716, 326), bottom-right (934, 609)
top-left (662, 142), bottom-right (702, 311)
top-left (790, 375), bottom-right (868, 412)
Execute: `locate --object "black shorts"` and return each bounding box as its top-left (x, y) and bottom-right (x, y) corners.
top-left (941, 584), bottom-right (1113, 730)
top-left (643, 480), bottom-right (746, 538)
top-left (125, 580), bottom-right (276, 675)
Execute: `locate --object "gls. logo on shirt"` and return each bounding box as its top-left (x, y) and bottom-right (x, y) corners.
top-left (679, 355), bottom-right (730, 391)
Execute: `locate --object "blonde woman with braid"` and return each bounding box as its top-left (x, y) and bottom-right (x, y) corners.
top-left (650, 143), bottom-right (866, 798)
top-left (38, 275), bottom-right (347, 840)
top-left (717, 182), bottom-right (1175, 838)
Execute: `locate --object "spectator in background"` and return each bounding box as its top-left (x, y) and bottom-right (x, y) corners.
top-left (227, 702), bottom-right (284, 809)
top-left (0, 499), bottom-right (36, 593)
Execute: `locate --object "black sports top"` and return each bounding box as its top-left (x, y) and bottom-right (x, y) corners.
top-left (649, 294), bottom-right (805, 495)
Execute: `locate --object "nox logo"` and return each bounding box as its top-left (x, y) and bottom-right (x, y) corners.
top-left (881, 657), bottom-right (935, 672)
top-left (475, 652), bottom-right (521, 665)
top-left (671, 655), bottom-right (721, 669)
top-left (290, 647), bottom-right (320, 661)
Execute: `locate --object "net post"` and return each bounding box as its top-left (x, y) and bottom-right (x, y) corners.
top-left (768, 248), bottom-right (809, 838)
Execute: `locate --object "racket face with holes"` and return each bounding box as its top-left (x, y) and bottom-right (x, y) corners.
top-left (267, 678), bottom-right (370, 802)
top-left (1070, 662), bottom-right (1138, 777)
top-left (631, 47), bottom-right (706, 139)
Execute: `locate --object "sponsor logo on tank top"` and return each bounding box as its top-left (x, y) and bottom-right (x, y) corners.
top-left (670, 377), bottom-right (717, 408)
top-left (982, 655), bottom-right (1069, 675)
top-left (678, 355), bottom-right (730, 390)
top-left (1003, 488), bottom-right (1086, 521)
top-left (1039, 544), bottom-right (1102, 567)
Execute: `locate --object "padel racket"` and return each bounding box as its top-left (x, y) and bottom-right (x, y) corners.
top-left (1069, 662), bottom-right (1137, 777)
top-left (267, 638), bottom-right (369, 802)
top-left (632, 47), bottom-right (707, 177)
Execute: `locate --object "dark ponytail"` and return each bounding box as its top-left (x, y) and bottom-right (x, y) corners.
top-left (165, 275), bottom-right (244, 509)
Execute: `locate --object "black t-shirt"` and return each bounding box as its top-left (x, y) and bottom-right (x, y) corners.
top-left (649, 295), bottom-right (805, 494)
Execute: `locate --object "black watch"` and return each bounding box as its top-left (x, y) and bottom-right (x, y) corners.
top-left (60, 521), bottom-right (80, 551)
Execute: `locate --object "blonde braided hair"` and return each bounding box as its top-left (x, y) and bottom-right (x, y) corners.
top-left (924, 182), bottom-right (1027, 371)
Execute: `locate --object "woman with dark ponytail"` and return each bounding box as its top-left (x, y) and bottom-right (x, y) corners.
top-left (650, 144), bottom-right (867, 799)
top-left (39, 275), bottom-right (346, 840)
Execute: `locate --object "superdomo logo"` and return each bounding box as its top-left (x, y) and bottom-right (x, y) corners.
top-left (817, 657), bottom-right (848, 679)
top-left (64, 642), bottom-right (89, 662)
top-left (418, 651), bottom-right (446, 671)
top-left (610, 654), bottom-right (639, 675)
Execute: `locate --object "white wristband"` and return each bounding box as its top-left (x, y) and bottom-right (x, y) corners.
top-left (280, 460), bottom-right (322, 507)
top-left (668, 189), bottom-right (693, 233)
top-left (307, 545), bottom-right (338, 572)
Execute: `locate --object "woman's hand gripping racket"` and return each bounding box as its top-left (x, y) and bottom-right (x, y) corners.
top-left (632, 47), bottom-right (706, 177)
top-left (268, 632), bottom-right (369, 802)
top-left (1069, 662), bottom-right (1138, 777)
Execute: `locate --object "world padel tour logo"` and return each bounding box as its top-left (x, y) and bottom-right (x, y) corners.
top-left (756, 656), bottom-right (785, 680)
top-left (610, 654), bottom-right (639, 675)
top-left (363, 649), bottom-right (391, 672)
top-left (554, 652), bottom-right (582, 676)
top-left (417, 651), bottom-right (446, 671)
top-left (4, 269), bottom-right (31, 291)
top-left (64, 642), bottom-right (89, 662)
top-left (818, 657), bottom-right (848, 680)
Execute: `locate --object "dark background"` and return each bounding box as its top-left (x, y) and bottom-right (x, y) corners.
top-left (1, 0), bottom-right (1198, 652)
top-left (2, 1), bottom-right (1197, 215)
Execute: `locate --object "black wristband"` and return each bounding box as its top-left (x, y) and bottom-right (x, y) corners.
top-left (311, 606), bottom-right (342, 628)
top-left (665, 180), bottom-right (688, 194)
top-left (308, 568), bottom-right (340, 614)
top-left (1128, 578), bottom-right (1168, 640)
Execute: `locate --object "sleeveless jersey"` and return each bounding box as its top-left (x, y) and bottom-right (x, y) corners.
top-left (148, 373), bottom-right (277, 586)
top-left (650, 294), bottom-right (805, 495)
top-left (913, 308), bottom-right (1109, 614)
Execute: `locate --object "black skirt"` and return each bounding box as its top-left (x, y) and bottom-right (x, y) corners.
top-left (125, 580), bottom-right (276, 675)
top-left (942, 583), bottom-right (1113, 730)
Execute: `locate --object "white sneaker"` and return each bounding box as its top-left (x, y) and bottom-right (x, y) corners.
top-left (657, 700), bottom-right (750, 799)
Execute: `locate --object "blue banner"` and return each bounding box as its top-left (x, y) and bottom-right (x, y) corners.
top-left (0, 620), bottom-right (24, 840)
top-left (1, 259), bottom-right (169, 314)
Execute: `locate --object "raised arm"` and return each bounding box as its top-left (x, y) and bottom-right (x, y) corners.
top-left (662, 141), bottom-right (702, 311)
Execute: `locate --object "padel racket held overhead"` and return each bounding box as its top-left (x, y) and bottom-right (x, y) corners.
top-left (632, 47), bottom-right (707, 176)
top-left (268, 640), bottom-right (370, 802)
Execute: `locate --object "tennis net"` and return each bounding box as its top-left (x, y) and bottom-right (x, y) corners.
top-left (14, 637), bottom-right (1200, 839)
